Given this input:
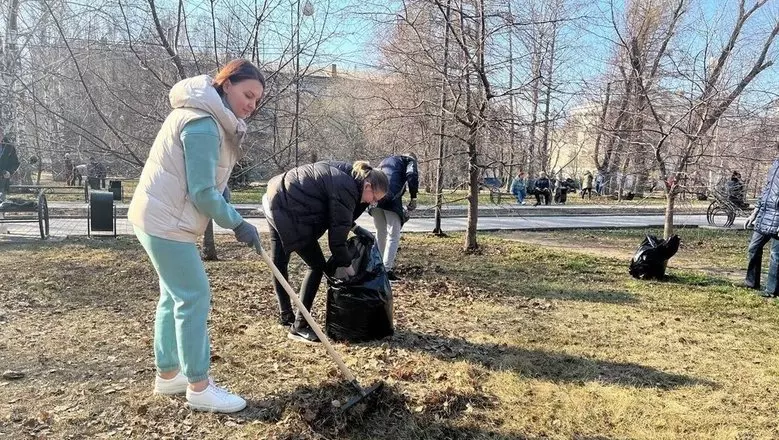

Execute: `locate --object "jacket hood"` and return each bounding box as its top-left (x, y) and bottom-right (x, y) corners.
top-left (169, 75), bottom-right (247, 145)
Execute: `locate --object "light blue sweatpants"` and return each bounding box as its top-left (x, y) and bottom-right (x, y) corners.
top-left (134, 227), bottom-right (211, 383)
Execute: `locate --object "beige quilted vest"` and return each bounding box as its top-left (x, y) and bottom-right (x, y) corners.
top-left (128, 75), bottom-right (246, 242)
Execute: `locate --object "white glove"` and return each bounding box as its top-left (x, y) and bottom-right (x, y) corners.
top-left (745, 208), bottom-right (758, 230)
top-left (334, 266), bottom-right (356, 278)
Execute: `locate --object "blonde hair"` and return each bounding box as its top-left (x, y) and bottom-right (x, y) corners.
top-left (352, 161), bottom-right (389, 193)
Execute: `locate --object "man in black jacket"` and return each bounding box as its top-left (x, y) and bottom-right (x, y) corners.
top-left (533, 171), bottom-right (551, 206)
top-left (263, 160), bottom-right (388, 343)
top-left (371, 153), bottom-right (419, 281)
top-left (0, 134), bottom-right (20, 195)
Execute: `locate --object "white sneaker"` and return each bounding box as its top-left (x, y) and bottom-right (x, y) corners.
top-left (153, 372), bottom-right (189, 395)
top-left (186, 380), bottom-right (247, 413)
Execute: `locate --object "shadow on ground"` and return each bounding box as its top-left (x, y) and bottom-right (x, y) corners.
top-left (389, 330), bottom-right (716, 390)
top-left (233, 380), bottom-right (611, 439)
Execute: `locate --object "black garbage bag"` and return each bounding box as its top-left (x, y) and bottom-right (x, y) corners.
top-left (629, 234), bottom-right (680, 280)
top-left (325, 235), bottom-right (394, 342)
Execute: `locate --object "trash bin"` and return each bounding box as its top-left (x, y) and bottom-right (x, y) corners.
top-left (109, 180), bottom-right (122, 201)
top-left (89, 191), bottom-right (115, 236)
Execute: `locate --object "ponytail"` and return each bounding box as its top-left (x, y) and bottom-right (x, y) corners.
top-left (352, 160), bottom-right (389, 194)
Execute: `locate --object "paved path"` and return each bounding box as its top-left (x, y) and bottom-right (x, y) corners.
top-left (1, 213), bottom-right (735, 241)
top-left (44, 201), bottom-right (707, 218)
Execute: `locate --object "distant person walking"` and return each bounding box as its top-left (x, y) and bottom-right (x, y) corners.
top-left (73, 164), bottom-right (87, 187)
top-left (581, 171), bottom-right (594, 199)
top-left (64, 154), bottom-right (75, 186)
top-left (88, 157), bottom-right (107, 189)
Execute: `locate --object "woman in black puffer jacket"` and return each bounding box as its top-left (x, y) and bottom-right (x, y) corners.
top-left (262, 160), bottom-right (389, 343)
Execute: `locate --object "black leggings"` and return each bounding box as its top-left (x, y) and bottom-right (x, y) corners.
top-left (268, 222), bottom-right (327, 328)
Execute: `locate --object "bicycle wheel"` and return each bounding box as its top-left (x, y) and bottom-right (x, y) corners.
top-left (706, 201), bottom-right (718, 225)
top-left (709, 206), bottom-right (734, 228)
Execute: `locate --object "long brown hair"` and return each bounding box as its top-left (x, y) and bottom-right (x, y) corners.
top-left (212, 59), bottom-right (266, 97)
top-left (352, 161), bottom-right (389, 194)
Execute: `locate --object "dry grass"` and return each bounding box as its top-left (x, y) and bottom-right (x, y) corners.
top-left (1, 230), bottom-right (777, 439)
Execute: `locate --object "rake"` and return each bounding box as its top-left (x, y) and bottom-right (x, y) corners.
top-left (253, 241), bottom-right (385, 412)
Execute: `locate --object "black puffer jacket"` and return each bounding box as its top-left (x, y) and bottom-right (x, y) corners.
top-left (755, 159), bottom-right (779, 235)
top-left (265, 161), bottom-right (368, 267)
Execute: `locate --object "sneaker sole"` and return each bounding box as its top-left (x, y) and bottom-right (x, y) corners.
top-left (287, 332), bottom-right (320, 345)
top-left (186, 401), bottom-right (247, 413)
top-left (153, 386), bottom-right (188, 395)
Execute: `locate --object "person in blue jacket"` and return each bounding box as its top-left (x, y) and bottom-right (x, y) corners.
top-left (510, 171), bottom-right (527, 205)
top-left (745, 159), bottom-right (779, 297)
top-left (371, 153), bottom-right (419, 282)
top-left (128, 59), bottom-right (264, 413)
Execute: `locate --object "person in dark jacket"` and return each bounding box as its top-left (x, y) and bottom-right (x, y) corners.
top-left (64, 154), bottom-right (75, 186)
top-left (88, 157), bottom-right (107, 189)
top-left (0, 134), bottom-right (20, 195)
top-left (371, 153), bottom-right (419, 282)
top-left (532, 171), bottom-right (551, 206)
top-left (263, 160), bottom-right (389, 343)
top-left (728, 171), bottom-right (748, 209)
top-left (745, 159), bottom-right (779, 296)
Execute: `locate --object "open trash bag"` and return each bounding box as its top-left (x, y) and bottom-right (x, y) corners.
top-left (326, 235), bottom-right (394, 342)
top-left (629, 234), bottom-right (681, 280)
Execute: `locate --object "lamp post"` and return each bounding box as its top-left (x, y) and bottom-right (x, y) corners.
top-left (294, 0), bottom-right (314, 167)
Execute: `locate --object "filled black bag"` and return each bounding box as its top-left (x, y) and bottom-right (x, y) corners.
top-left (629, 234), bottom-right (681, 280)
top-left (325, 235), bottom-right (394, 342)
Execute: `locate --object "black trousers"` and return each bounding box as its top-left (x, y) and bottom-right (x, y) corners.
top-left (533, 189), bottom-right (551, 205)
top-left (581, 188), bottom-right (592, 199)
top-left (268, 222), bottom-right (327, 329)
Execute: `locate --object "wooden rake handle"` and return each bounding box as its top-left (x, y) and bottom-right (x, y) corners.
top-left (253, 241), bottom-right (358, 384)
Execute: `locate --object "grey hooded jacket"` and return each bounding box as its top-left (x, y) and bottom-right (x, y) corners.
top-left (754, 159), bottom-right (779, 235)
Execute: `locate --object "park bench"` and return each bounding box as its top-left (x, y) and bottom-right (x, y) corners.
top-left (0, 189), bottom-right (49, 239)
top-left (10, 182), bottom-right (89, 203)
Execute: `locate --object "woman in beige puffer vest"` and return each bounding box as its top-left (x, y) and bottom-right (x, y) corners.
top-left (129, 59), bottom-right (263, 413)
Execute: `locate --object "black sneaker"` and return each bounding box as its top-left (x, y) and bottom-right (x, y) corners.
top-left (387, 271), bottom-right (401, 282)
top-left (287, 325), bottom-right (320, 344)
top-left (278, 312), bottom-right (295, 328)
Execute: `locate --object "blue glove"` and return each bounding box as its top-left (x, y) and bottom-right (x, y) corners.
top-left (233, 220), bottom-right (260, 247)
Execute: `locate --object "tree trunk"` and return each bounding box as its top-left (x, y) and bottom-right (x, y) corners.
top-left (464, 122), bottom-right (479, 252)
top-left (663, 192), bottom-right (675, 239)
top-left (527, 53), bottom-right (540, 176)
top-left (202, 188), bottom-right (230, 260)
top-left (539, 22), bottom-right (557, 174)
top-left (202, 221), bottom-right (218, 260)
top-left (433, 0), bottom-right (451, 236)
